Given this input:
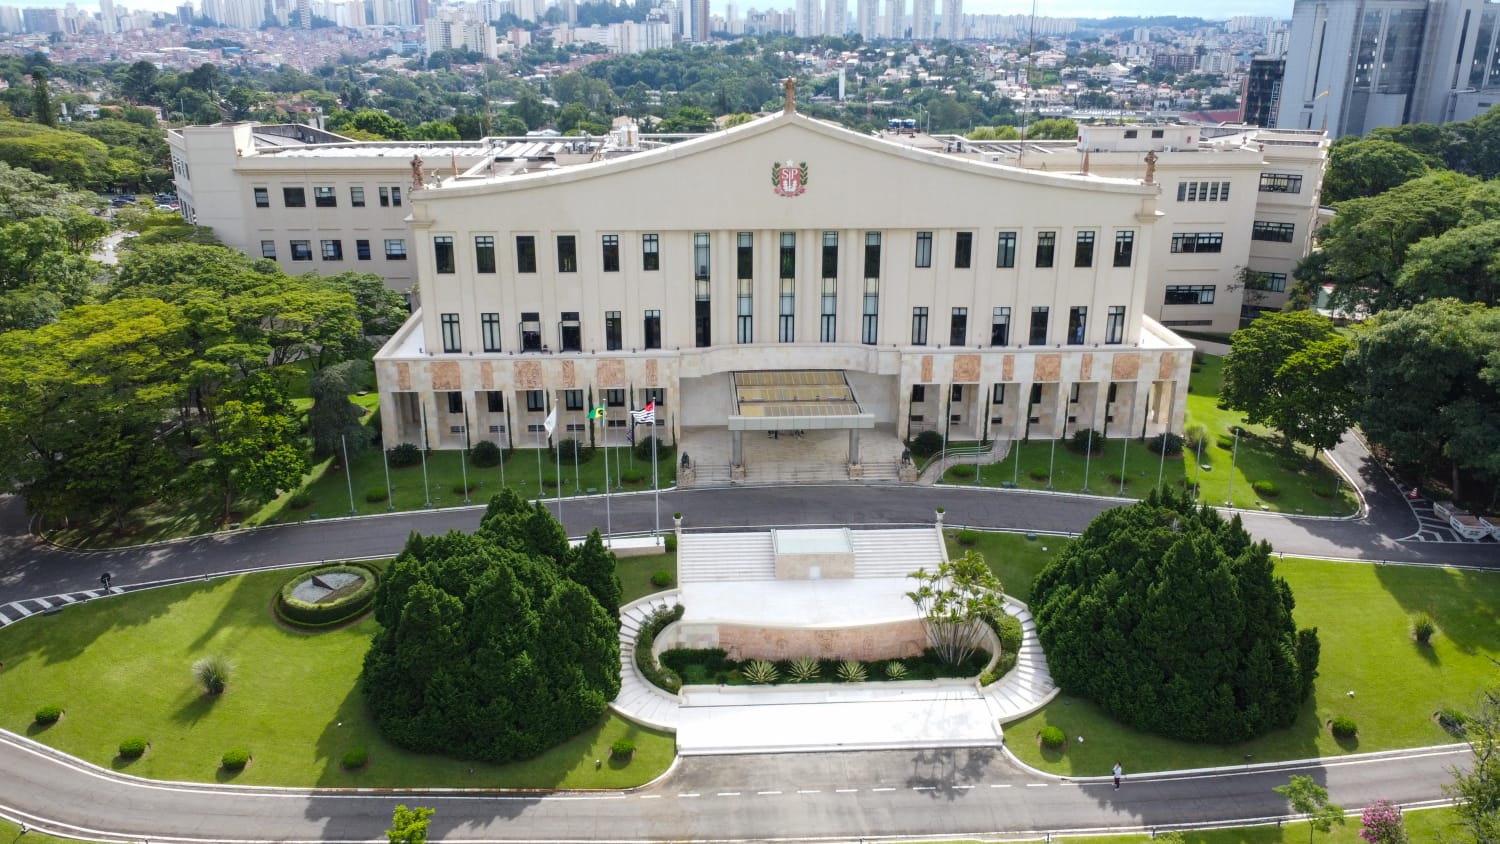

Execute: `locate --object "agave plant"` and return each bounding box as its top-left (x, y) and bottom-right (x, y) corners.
top-left (884, 660), bottom-right (908, 680)
top-left (789, 656), bottom-right (820, 682)
top-left (743, 659), bottom-right (780, 684)
top-left (836, 660), bottom-right (868, 683)
top-left (193, 655), bottom-right (232, 695)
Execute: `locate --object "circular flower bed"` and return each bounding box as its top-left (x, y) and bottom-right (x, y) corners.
top-left (274, 563), bottom-right (380, 630)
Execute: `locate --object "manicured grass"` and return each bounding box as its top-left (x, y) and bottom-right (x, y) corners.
top-left (618, 551), bottom-right (677, 604)
top-left (1048, 806), bottom-right (1457, 842)
top-left (945, 529), bottom-right (1071, 604)
top-left (0, 819), bottom-right (101, 844)
top-left (1006, 557), bottom-right (1500, 776)
top-left (938, 356), bottom-right (1358, 517)
top-left (0, 567), bottom-right (673, 789)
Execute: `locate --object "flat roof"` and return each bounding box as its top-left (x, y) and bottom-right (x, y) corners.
top-left (773, 528), bottom-right (852, 555)
top-left (730, 370), bottom-right (871, 429)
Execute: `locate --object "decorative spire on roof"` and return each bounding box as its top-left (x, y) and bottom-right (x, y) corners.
top-left (783, 77), bottom-right (797, 114)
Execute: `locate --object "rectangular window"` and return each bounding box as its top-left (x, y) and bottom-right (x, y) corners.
top-left (378, 186), bottom-right (391, 207)
top-left (565, 390), bottom-right (584, 411)
top-left (356, 239), bottom-right (371, 260)
top-left (560, 311), bottom-right (581, 352)
top-left (350, 186), bottom-right (365, 207)
top-left (1124, 129), bottom-right (1138, 139)
top-left (1067, 306), bottom-right (1087, 344)
top-left (778, 278), bottom-right (795, 342)
top-left (1247, 271), bottom-right (1289, 292)
top-left (1164, 285), bottom-right (1217, 305)
top-left (864, 232), bottom-right (881, 278)
top-left (822, 231), bottom-right (839, 278)
top-left (1113, 231), bottom-right (1134, 267)
top-left (737, 278), bottom-right (753, 343)
top-left (950, 385), bottom-right (963, 402)
top-left (1170, 232), bottom-right (1225, 253)
top-left (390, 187), bottom-right (401, 207)
top-left (914, 231), bottom-right (933, 268)
top-left (950, 307), bottom-right (967, 346)
top-left (1105, 305), bottom-right (1126, 344)
top-left (642, 233), bottom-right (659, 271)
top-left (313, 186), bottom-right (336, 207)
top-left (737, 232), bottom-right (754, 279)
top-left (1070, 383), bottom-right (1081, 403)
top-left (290, 240), bottom-right (312, 261)
top-left (1260, 173), bottom-right (1303, 193)
top-left (911, 306), bottom-right (929, 346)
top-left (384, 238), bottom-right (406, 260)
top-left (605, 311), bottom-right (622, 350)
top-left (1075, 231), bottom-right (1095, 267)
top-left (606, 389), bottom-right (625, 407)
top-left (1036, 232), bottom-right (1056, 268)
top-left (644, 387), bottom-right (666, 406)
top-left (601, 234), bottom-right (620, 272)
top-left (912, 384), bottom-right (926, 403)
top-left (862, 278), bottom-right (879, 344)
top-left (820, 278), bottom-right (837, 342)
top-left (696, 281), bottom-right (712, 348)
top-left (253, 187), bottom-right (269, 208)
top-left (447, 392), bottom-right (463, 414)
top-left (643, 309), bottom-right (661, 350)
top-left (1252, 221), bottom-right (1296, 242)
top-left (526, 390), bottom-right (546, 412)
top-left (996, 231), bottom-right (1017, 268)
top-left (1187, 181), bottom-right (1199, 202)
top-left (441, 313), bottom-right (461, 352)
top-left (283, 187), bottom-right (306, 208)
top-left (520, 312), bottom-right (542, 351)
top-left (1177, 182), bottom-right (1187, 201)
top-left (954, 232), bottom-right (973, 268)
top-left (487, 391), bottom-right (504, 413)
top-left (779, 232), bottom-right (796, 279)
top-left (516, 236), bottom-right (536, 273)
top-left (1029, 306), bottom-right (1049, 345)
top-left (695, 232), bottom-right (710, 280)
top-left (481, 313), bottom-right (502, 352)
top-left (556, 235), bottom-right (577, 273)
top-left (433, 236), bottom-right (455, 274)
top-left (260, 239), bottom-right (276, 259)
top-left (992, 383), bottom-right (1006, 404)
top-left (474, 236), bottom-right (496, 273)
top-left (990, 307), bottom-right (1011, 346)
top-left (321, 239), bottom-right (343, 260)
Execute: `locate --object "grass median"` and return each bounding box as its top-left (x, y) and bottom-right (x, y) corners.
top-left (0, 561), bottom-right (674, 789)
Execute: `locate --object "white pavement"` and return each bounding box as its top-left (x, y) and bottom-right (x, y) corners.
top-left (608, 528), bottom-right (1060, 753)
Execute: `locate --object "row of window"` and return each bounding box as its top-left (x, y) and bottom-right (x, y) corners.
top-left (440, 387), bottom-right (667, 415)
top-left (1175, 173), bottom-right (1305, 202)
top-left (426, 229), bottom-right (1139, 278)
top-left (254, 185), bottom-right (403, 209)
top-left (1168, 220), bottom-right (1298, 254)
top-left (261, 238), bottom-right (406, 261)
top-left (914, 381), bottom-right (1123, 407)
top-left (436, 302), bottom-right (1128, 353)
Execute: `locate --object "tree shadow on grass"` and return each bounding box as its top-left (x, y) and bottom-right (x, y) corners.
top-left (1374, 564), bottom-right (1500, 656)
top-left (171, 691), bottom-right (220, 726)
top-left (22, 579), bottom-right (224, 667)
top-left (1415, 640), bottom-right (1440, 666)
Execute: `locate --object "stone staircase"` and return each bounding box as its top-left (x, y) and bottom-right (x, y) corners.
top-left (982, 599), bottom-right (1060, 723)
top-left (847, 528), bottom-right (947, 578)
top-left (677, 532), bottom-right (775, 583)
top-left (612, 590), bottom-right (683, 731)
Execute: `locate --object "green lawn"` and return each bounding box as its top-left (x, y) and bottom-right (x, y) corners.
top-left (1006, 556), bottom-right (1500, 776)
top-left (618, 551), bottom-right (676, 604)
top-left (945, 529), bottom-right (1070, 604)
top-left (0, 566), bottom-right (672, 789)
top-left (938, 356), bottom-right (1358, 517)
top-left (915, 806), bottom-right (1459, 843)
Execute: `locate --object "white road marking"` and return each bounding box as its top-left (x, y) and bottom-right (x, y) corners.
top-left (7, 602), bottom-right (32, 618)
top-left (678, 793), bottom-right (700, 798)
top-left (34, 597), bottom-right (52, 609)
top-left (952, 785), bottom-right (975, 790)
top-left (716, 792), bottom-right (741, 797)
top-left (911, 786), bottom-right (935, 791)
top-left (871, 787), bottom-right (896, 792)
top-left (835, 788), bottom-right (859, 793)
top-left (990, 784), bottom-right (1012, 788)
top-left (637, 795), bottom-right (661, 800)
top-left (757, 790), bottom-right (781, 795)
top-left (1026, 783), bottom-right (1048, 788)
top-left (796, 789), bottom-right (821, 794)
top-left (58, 594), bottom-right (77, 604)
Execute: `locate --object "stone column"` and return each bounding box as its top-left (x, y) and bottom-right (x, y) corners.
top-left (848, 428), bottom-right (861, 465)
top-left (1014, 381), bottom-right (1033, 441)
top-left (1089, 383), bottom-right (1109, 434)
top-left (1049, 382), bottom-right (1068, 439)
top-left (378, 389), bottom-right (401, 450)
top-left (420, 390), bottom-right (443, 450)
top-left (1131, 380), bottom-right (1154, 439)
top-left (731, 429), bottom-right (743, 468)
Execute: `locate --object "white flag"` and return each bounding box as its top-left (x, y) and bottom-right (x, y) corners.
top-left (543, 404), bottom-right (558, 438)
top-left (631, 401), bottom-right (656, 425)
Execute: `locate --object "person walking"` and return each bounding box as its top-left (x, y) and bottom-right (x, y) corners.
top-left (1113, 761), bottom-right (1123, 790)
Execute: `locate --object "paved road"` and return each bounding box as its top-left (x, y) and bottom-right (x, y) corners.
top-left (0, 729), bottom-right (1471, 843)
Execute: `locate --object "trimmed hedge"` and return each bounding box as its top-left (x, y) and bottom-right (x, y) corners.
top-left (1040, 726), bottom-right (1066, 748)
top-left (34, 705), bottom-right (62, 725)
top-left (387, 443), bottom-right (422, 468)
top-left (364, 487), bottom-right (389, 503)
top-left (649, 570), bottom-right (674, 588)
top-left (1331, 716), bottom-right (1358, 739)
top-left (342, 747), bottom-right (369, 769)
top-left (469, 439), bottom-right (503, 468)
top-left (118, 737), bottom-right (148, 759)
top-left (275, 563), bottom-right (381, 629)
top-left (635, 604), bottom-right (685, 693)
top-left (221, 748), bottom-right (250, 771)
top-left (611, 738), bottom-right (635, 758)
top-left (663, 534), bottom-right (677, 552)
top-left (909, 430), bottom-right (944, 458)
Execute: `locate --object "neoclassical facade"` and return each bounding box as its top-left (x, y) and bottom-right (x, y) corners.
top-left (373, 107), bottom-right (1194, 475)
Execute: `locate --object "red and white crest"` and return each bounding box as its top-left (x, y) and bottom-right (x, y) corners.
top-left (771, 160), bottom-right (809, 197)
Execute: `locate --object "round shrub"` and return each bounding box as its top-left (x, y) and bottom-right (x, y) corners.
top-left (275, 563), bottom-right (381, 629)
top-left (221, 748), bottom-right (250, 771)
top-left (1028, 468), bottom-right (1050, 482)
top-left (1331, 716), bottom-right (1358, 738)
top-left (387, 443), bottom-right (422, 468)
top-left (633, 436), bottom-right (664, 461)
top-left (650, 570), bottom-right (674, 588)
top-left (34, 705), bottom-right (62, 725)
top-left (949, 463), bottom-right (976, 479)
top-left (469, 439), bottom-right (502, 468)
top-left (1413, 612), bottom-right (1436, 644)
top-left (364, 487), bottom-right (389, 503)
top-left (1069, 428), bottom-right (1105, 455)
top-left (619, 468), bottom-right (645, 485)
top-left (1146, 432), bottom-right (1184, 456)
top-left (1252, 480), bottom-right (1280, 499)
top-left (909, 430), bottom-right (945, 458)
top-left (451, 481), bottom-right (478, 495)
top-left (342, 747), bottom-right (369, 769)
top-left (118, 738), bottom-right (148, 759)
top-left (554, 438), bottom-right (593, 464)
top-left (288, 491), bottom-right (314, 509)
top-left (956, 529), bottom-right (980, 546)
top-left (1040, 726), bottom-right (1066, 748)
top-left (610, 738), bottom-right (635, 758)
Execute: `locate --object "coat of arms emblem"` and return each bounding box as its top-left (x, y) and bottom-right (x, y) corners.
top-left (771, 160), bottom-right (809, 197)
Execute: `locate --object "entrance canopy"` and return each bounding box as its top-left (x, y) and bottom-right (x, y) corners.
top-left (729, 370), bottom-right (874, 431)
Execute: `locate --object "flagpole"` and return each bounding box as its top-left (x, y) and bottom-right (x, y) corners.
top-left (652, 419), bottom-right (660, 543)
top-left (382, 440), bottom-right (394, 511)
top-left (555, 424), bottom-right (563, 522)
top-left (602, 409), bottom-right (612, 546)
top-left (535, 426), bottom-right (543, 500)
top-left (420, 403), bottom-right (432, 508)
top-left (342, 434), bottom-right (356, 515)
top-left (573, 438), bottom-right (580, 495)
top-left (498, 425), bottom-right (506, 490)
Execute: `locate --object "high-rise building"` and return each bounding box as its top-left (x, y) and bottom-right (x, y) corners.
top-left (937, 0), bottom-right (959, 38)
top-left (98, 0), bottom-right (117, 32)
top-left (911, 0), bottom-right (932, 38)
top-left (855, 0), bottom-right (876, 38)
top-left (691, 0), bottom-right (708, 40)
top-left (823, 0), bottom-right (845, 34)
top-left (881, 0), bottom-right (902, 36)
top-left (1278, 0), bottom-right (1500, 136)
top-left (1242, 57), bottom-right (1285, 127)
top-left (794, 0), bottom-right (819, 35)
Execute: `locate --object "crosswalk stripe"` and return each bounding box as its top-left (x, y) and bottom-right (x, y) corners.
top-left (35, 597), bottom-right (52, 609)
top-left (58, 594), bottom-right (77, 604)
top-left (7, 601), bottom-right (33, 618)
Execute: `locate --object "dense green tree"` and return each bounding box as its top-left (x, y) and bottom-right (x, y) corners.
top-left (0, 120), bottom-right (112, 188)
top-left (328, 108), bottom-right (411, 140)
top-left (1444, 686), bottom-right (1500, 842)
top-left (411, 120), bottom-right (460, 140)
top-left (565, 529), bottom-right (622, 619)
top-left (386, 805), bottom-right (434, 844)
top-left (313, 270), bottom-right (410, 338)
top-left (659, 106), bottom-right (715, 132)
top-left (1031, 488), bottom-right (1319, 743)
top-left (120, 60), bottom-right (160, 104)
top-left (1221, 311), bottom-right (1356, 453)
top-left (1322, 138), bottom-right (1430, 203)
top-left (192, 371), bottom-right (307, 520)
top-left (308, 359), bottom-right (372, 459)
top-left (1396, 219), bottom-right (1500, 306)
top-left (1023, 117), bottom-right (1077, 140)
top-left (0, 215), bottom-right (105, 331)
top-left (1273, 776), bottom-right (1345, 843)
top-left (509, 92), bottom-right (549, 131)
top-left (30, 70), bottom-right (56, 127)
top-left (362, 488), bottom-right (621, 763)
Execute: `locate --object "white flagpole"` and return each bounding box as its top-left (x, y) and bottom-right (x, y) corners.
top-left (419, 403), bottom-right (432, 508)
top-left (342, 434), bottom-right (356, 515)
top-left (652, 417), bottom-right (660, 542)
top-left (555, 429), bottom-right (563, 522)
top-left (382, 440), bottom-right (394, 511)
top-left (535, 426), bottom-right (543, 500)
top-left (603, 412), bottom-right (612, 546)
